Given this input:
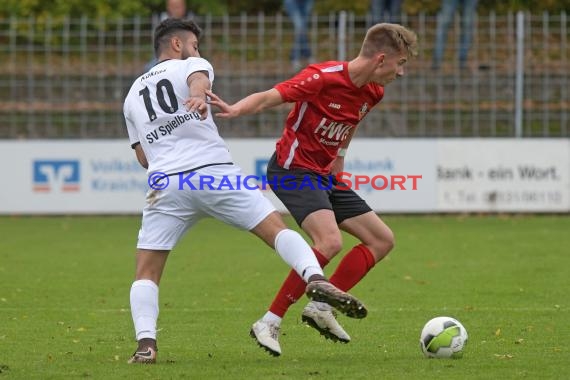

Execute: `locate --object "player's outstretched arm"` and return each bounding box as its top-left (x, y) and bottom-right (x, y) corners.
top-left (185, 71), bottom-right (210, 120)
top-left (205, 88), bottom-right (284, 119)
top-left (134, 144), bottom-right (149, 169)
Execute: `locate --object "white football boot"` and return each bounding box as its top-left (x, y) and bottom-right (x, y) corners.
top-left (250, 319), bottom-right (282, 356)
top-left (302, 301), bottom-right (351, 343)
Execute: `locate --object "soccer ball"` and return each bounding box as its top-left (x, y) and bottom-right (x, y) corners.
top-left (419, 316), bottom-right (468, 358)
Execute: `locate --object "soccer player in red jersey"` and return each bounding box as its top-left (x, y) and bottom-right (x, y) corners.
top-left (206, 23), bottom-right (418, 356)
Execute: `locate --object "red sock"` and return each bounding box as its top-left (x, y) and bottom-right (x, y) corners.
top-left (329, 244), bottom-right (376, 292)
top-left (269, 248), bottom-right (329, 317)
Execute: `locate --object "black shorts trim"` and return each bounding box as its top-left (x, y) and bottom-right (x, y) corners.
top-left (267, 153), bottom-right (371, 226)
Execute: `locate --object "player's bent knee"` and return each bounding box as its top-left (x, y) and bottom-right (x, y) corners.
top-left (315, 235), bottom-right (343, 258)
top-left (369, 230), bottom-right (395, 260)
top-left (379, 223), bottom-right (395, 248)
top-left (383, 230), bottom-right (396, 253)
top-left (385, 231), bottom-right (395, 252)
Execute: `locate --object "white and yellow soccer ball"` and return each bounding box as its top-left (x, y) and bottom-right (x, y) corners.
top-left (419, 316), bottom-right (468, 358)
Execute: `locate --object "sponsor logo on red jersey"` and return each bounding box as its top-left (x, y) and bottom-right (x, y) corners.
top-left (314, 118), bottom-right (353, 147)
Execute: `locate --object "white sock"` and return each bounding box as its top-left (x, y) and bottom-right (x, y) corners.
top-left (261, 311), bottom-right (282, 325)
top-left (130, 279), bottom-right (159, 341)
top-left (274, 229), bottom-right (324, 282)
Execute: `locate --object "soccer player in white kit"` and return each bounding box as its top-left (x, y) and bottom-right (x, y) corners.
top-left (122, 18), bottom-right (367, 363)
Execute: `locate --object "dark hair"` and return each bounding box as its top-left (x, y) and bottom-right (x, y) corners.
top-left (153, 18), bottom-right (202, 57)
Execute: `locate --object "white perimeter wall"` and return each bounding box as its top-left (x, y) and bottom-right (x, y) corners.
top-left (1, 139), bottom-right (568, 214)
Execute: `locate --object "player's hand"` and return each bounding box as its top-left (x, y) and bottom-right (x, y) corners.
top-left (184, 95), bottom-right (208, 120)
top-left (205, 90), bottom-right (238, 118)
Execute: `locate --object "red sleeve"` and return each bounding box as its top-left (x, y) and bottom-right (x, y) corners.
top-left (274, 66), bottom-right (324, 103)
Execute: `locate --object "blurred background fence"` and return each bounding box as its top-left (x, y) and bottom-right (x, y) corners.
top-left (0, 11), bottom-right (568, 139)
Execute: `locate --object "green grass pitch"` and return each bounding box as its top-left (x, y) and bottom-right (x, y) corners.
top-left (0, 214), bottom-right (568, 379)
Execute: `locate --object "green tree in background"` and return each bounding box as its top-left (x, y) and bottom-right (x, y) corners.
top-left (1, 0), bottom-right (157, 18)
top-left (1, 0), bottom-right (569, 18)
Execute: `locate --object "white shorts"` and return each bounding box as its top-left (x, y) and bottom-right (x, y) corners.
top-left (137, 164), bottom-right (276, 250)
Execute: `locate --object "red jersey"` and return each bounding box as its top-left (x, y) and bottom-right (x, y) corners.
top-left (273, 61), bottom-right (384, 175)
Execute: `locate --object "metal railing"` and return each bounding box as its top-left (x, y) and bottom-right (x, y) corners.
top-left (0, 11), bottom-right (567, 139)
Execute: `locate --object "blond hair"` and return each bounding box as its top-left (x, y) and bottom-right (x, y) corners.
top-left (360, 23), bottom-right (418, 59)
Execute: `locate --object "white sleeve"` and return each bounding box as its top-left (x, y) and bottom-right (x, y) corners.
top-left (123, 109), bottom-right (140, 147)
top-left (184, 57), bottom-right (214, 84)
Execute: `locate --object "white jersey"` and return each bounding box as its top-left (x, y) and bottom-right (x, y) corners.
top-left (123, 57), bottom-right (232, 174)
